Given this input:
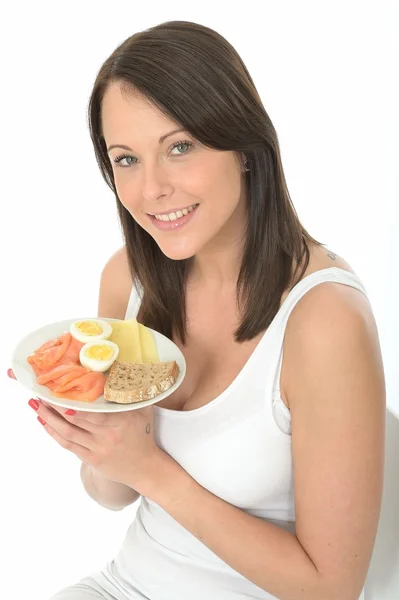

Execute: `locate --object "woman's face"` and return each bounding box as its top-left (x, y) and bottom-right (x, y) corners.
top-left (101, 82), bottom-right (247, 261)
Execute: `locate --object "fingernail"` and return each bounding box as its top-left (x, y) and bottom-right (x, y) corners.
top-left (7, 369), bottom-right (16, 380)
top-left (37, 416), bottom-right (46, 426)
top-left (65, 409), bottom-right (76, 416)
top-left (28, 399), bottom-right (40, 411)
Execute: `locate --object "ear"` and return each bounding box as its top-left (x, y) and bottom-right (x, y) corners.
top-left (239, 152), bottom-right (246, 171)
top-left (241, 153), bottom-right (250, 173)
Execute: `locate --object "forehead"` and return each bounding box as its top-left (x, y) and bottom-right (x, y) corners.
top-left (101, 82), bottom-right (178, 140)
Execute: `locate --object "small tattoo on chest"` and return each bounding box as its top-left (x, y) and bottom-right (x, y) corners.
top-left (145, 423), bottom-right (151, 434)
top-left (327, 251), bottom-right (336, 260)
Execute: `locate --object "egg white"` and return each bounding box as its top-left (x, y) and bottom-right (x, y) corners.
top-left (79, 340), bottom-right (119, 372)
top-left (70, 319), bottom-right (112, 344)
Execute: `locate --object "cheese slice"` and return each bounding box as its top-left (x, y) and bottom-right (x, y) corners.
top-left (107, 319), bottom-right (142, 363)
top-left (138, 323), bottom-right (159, 362)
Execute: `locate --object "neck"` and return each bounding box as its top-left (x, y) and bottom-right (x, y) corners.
top-left (189, 201), bottom-right (247, 290)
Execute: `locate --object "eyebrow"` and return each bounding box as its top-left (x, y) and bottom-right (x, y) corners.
top-left (107, 128), bottom-right (186, 153)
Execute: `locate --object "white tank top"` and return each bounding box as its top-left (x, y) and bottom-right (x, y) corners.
top-left (95, 267), bottom-right (368, 600)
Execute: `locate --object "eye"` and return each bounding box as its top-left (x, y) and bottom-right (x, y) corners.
top-left (170, 140), bottom-right (193, 155)
top-left (112, 153), bottom-right (136, 168)
top-left (112, 140), bottom-right (193, 168)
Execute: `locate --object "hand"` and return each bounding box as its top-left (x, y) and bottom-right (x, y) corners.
top-left (7, 368), bottom-right (167, 496)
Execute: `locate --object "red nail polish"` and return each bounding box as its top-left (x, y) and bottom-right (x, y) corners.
top-left (65, 409), bottom-right (76, 416)
top-left (28, 399), bottom-right (40, 411)
top-left (7, 368), bottom-right (16, 380)
top-left (37, 416), bottom-right (46, 426)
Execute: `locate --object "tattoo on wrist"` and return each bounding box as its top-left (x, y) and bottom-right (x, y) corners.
top-left (146, 423), bottom-right (151, 434)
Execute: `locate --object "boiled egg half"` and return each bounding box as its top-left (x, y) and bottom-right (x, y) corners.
top-left (79, 339), bottom-right (119, 372)
top-left (70, 319), bottom-right (112, 344)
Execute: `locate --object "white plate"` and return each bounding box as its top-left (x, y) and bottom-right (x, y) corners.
top-left (11, 318), bottom-right (186, 412)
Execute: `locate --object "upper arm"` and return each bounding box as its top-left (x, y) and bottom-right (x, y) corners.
top-left (284, 283), bottom-right (386, 599)
top-left (97, 245), bottom-right (133, 319)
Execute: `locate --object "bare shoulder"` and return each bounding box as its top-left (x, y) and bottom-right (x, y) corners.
top-left (281, 244), bottom-right (378, 407)
top-left (306, 243), bottom-right (357, 275)
top-left (98, 246), bottom-right (134, 319)
top-left (286, 243), bottom-right (373, 364)
top-left (101, 245), bottom-right (131, 279)
top-left (288, 272), bottom-right (373, 339)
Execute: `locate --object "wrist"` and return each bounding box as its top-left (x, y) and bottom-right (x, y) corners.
top-left (140, 450), bottom-right (196, 507)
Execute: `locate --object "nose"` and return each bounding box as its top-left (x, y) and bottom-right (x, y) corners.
top-left (141, 160), bottom-right (173, 203)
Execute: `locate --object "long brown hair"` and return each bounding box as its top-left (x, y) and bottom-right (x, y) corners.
top-left (88, 20), bottom-right (322, 344)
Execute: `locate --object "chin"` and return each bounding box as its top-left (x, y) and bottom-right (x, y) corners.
top-left (158, 244), bottom-right (197, 262)
top-left (154, 236), bottom-right (202, 262)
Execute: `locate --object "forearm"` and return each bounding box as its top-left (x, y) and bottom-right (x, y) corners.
top-left (146, 456), bottom-right (335, 600)
top-left (81, 462), bottom-right (140, 510)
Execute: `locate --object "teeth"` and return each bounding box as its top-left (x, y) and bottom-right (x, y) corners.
top-left (154, 204), bottom-right (197, 221)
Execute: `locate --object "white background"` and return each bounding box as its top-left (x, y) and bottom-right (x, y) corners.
top-left (0, 2), bottom-right (397, 599)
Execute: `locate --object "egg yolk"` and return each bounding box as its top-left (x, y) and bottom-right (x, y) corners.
top-left (76, 321), bottom-right (103, 336)
top-left (85, 345), bottom-right (114, 361)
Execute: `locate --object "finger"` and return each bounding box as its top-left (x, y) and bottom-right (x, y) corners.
top-left (7, 369), bottom-right (17, 380)
top-left (34, 400), bottom-right (68, 420)
top-left (45, 402), bottom-right (115, 427)
top-left (37, 402), bottom-right (103, 433)
top-left (39, 399), bottom-right (64, 415)
top-left (36, 402), bottom-right (95, 449)
top-left (37, 416), bottom-right (92, 464)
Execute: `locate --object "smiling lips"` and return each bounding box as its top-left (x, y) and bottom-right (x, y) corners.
top-left (149, 203), bottom-right (199, 222)
top-left (148, 203), bottom-right (199, 230)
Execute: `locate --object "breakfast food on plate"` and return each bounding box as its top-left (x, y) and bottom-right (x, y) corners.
top-left (138, 323), bottom-right (159, 362)
top-left (79, 339), bottom-right (119, 372)
top-left (107, 319), bottom-right (159, 363)
top-left (28, 333), bottom-right (83, 374)
top-left (107, 319), bottom-right (140, 362)
top-left (104, 360), bottom-right (180, 404)
top-left (52, 371), bottom-right (107, 402)
top-left (28, 332), bottom-right (78, 371)
top-left (27, 332), bottom-right (106, 402)
top-left (26, 318), bottom-right (172, 404)
top-left (69, 319), bottom-right (112, 343)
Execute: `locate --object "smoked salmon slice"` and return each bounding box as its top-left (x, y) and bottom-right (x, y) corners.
top-left (28, 332), bottom-right (72, 370)
top-left (61, 337), bottom-right (85, 364)
top-left (37, 364), bottom-right (87, 386)
top-left (27, 331), bottom-right (105, 402)
top-left (52, 371), bottom-right (105, 394)
top-left (52, 372), bottom-right (106, 402)
top-left (50, 367), bottom-right (89, 388)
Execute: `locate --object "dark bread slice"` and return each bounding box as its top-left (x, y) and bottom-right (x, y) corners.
top-left (104, 360), bottom-right (179, 404)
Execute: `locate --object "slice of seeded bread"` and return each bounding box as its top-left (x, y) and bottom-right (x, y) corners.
top-left (104, 360), bottom-right (180, 404)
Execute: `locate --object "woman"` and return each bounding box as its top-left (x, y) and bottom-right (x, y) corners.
top-left (10, 20), bottom-right (385, 600)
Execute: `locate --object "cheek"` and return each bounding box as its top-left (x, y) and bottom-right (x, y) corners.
top-left (183, 161), bottom-right (210, 188)
top-left (114, 176), bottom-right (140, 212)
top-left (200, 164), bottom-right (242, 215)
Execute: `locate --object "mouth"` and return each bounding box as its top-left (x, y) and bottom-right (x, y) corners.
top-left (147, 203), bottom-right (199, 222)
top-left (147, 203), bottom-right (199, 231)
